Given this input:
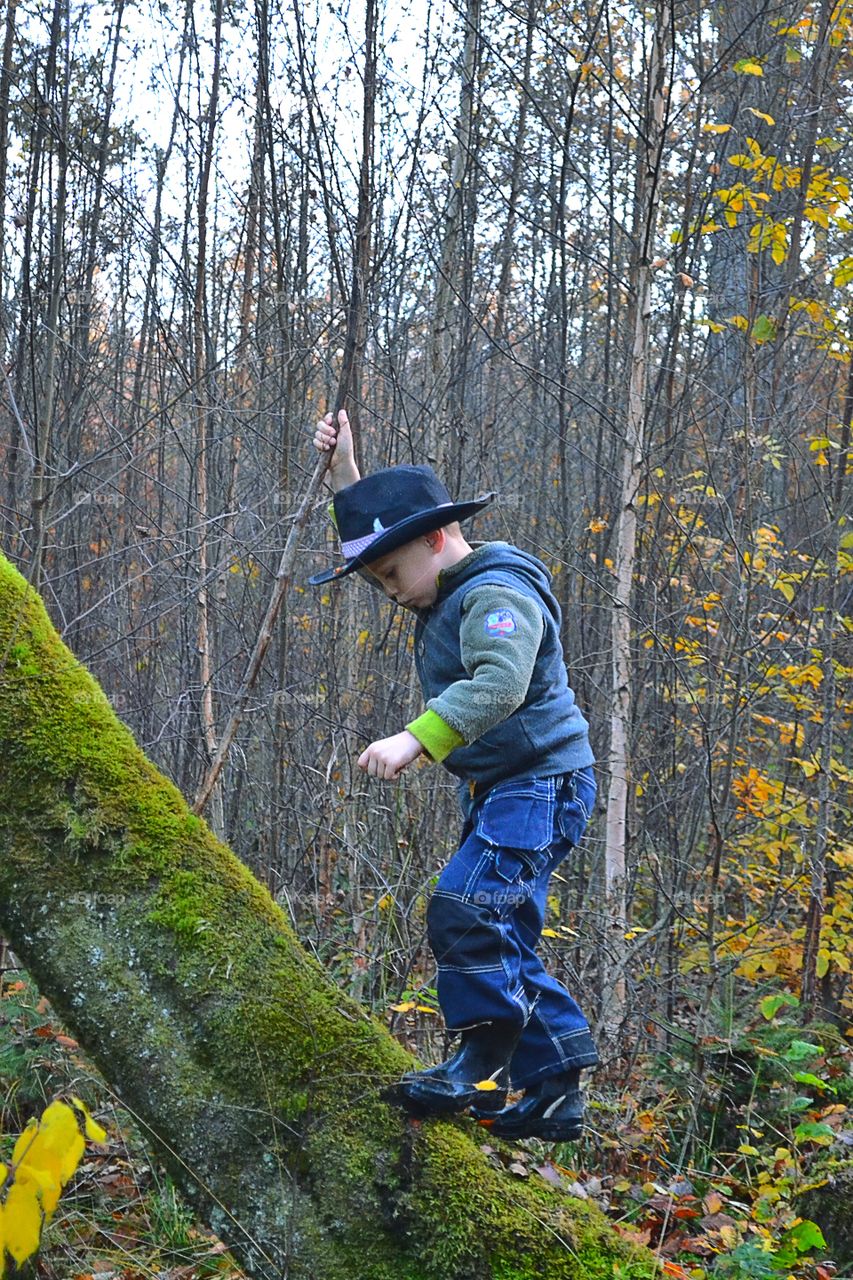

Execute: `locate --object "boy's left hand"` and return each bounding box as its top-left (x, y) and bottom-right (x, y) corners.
top-left (358, 731), bottom-right (424, 780)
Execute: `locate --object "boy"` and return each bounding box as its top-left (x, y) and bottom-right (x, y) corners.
top-left (310, 410), bottom-right (598, 1140)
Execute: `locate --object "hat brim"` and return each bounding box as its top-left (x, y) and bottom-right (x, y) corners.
top-left (308, 493), bottom-right (496, 586)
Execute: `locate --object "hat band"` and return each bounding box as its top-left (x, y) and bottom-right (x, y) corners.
top-left (340, 503), bottom-right (453, 560)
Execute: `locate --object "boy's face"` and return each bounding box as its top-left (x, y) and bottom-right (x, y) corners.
top-left (365, 534), bottom-right (442, 610)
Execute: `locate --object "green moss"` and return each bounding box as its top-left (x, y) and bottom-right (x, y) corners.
top-left (147, 870), bottom-right (208, 938)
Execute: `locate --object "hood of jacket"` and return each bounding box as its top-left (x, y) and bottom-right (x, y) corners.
top-left (435, 541), bottom-right (560, 622)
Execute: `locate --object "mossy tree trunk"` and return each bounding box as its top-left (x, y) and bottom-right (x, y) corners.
top-left (0, 552), bottom-right (655, 1280)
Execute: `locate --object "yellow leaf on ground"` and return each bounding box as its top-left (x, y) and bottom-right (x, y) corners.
top-left (474, 1079), bottom-right (499, 1091)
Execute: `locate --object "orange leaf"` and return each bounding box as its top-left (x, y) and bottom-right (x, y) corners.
top-left (663, 1264), bottom-right (692, 1279)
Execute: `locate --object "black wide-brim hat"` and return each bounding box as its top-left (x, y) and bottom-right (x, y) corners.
top-left (309, 464), bottom-right (495, 586)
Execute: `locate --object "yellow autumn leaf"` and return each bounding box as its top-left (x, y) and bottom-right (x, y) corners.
top-left (773, 577), bottom-right (795, 603)
top-left (416, 1005), bottom-right (438, 1014)
top-left (474, 1079), bottom-right (500, 1091)
top-left (15, 1161), bottom-right (62, 1223)
top-left (2, 1181), bottom-right (43, 1266)
top-left (737, 60), bottom-right (764, 75)
top-left (541, 928), bottom-right (558, 937)
top-left (11, 1120), bottom-right (38, 1167)
top-left (738, 1143), bottom-right (760, 1156)
top-left (0, 1161), bottom-right (7, 1188)
top-left (702, 122), bottom-right (732, 133)
top-left (791, 756), bottom-right (821, 779)
top-left (588, 517), bottom-right (607, 533)
top-left (71, 1097), bottom-right (107, 1145)
top-left (15, 1164), bottom-right (58, 1197)
top-left (37, 1101), bottom-right (85, 1183)
top-left (390, 1000), bottom-right (416, 1013)
top-left (746, 107), bottom-right (775, 124)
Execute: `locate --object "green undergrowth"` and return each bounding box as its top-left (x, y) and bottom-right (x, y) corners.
top-left (569, 996), bottom-right (853, 1280)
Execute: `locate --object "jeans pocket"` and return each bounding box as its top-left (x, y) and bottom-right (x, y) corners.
top-left (476, 777), bottom-right (555, 852)
top-left (556, 767), bottom-right (597, 846)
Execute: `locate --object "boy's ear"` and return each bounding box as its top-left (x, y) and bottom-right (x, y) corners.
top-left (424, 528), bottom-right (446, 552)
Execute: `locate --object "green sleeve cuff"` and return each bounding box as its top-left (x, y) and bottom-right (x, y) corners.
top-left (406, 710), bottom-right (466, 764)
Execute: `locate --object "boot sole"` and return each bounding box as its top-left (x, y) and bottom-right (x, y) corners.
top-left (476, 1115), bottom-right (584, 1141)
top-left (383, 1080), bottom-right (508, 1117)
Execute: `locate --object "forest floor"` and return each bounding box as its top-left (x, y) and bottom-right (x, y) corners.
top-left (1, 966), bottom-right (851, 1280)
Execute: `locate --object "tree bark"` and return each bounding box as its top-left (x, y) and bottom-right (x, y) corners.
top-left (0, 551), bottom-right (655, 1280)
top-left (600, 0), bottom-right (672, 1043)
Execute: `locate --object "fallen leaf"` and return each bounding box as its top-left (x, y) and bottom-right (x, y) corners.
top-left (613, 1222), bottom-right (652, 1246)
top-left (509, 1161), bottom-right (528, 1177)
top-left (534, 1163), bottom-right (567, 1188)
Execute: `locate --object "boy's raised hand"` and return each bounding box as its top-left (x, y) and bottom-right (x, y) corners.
top-left (358, 730), bottom-right (424, 781)
top-left (313, 408), bottom-right (360, 490)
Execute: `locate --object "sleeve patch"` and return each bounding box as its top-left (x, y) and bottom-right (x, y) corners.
top-left (485, 609), bottom-right (517, 637)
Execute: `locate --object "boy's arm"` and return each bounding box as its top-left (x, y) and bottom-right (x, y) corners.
top-left (406, 586), bottom-right (544, 759)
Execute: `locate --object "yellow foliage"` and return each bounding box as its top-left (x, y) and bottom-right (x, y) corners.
top-left (732, 767), bottom-right (775, 816)
top-left (0, 1098), bottom-right (103, 1273)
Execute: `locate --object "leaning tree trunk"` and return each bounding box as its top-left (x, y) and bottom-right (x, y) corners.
top-left (0, 551), bottom-right (655, 1280)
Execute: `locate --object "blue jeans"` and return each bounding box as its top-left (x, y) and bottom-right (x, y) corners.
top-left (426, 767), bottom-right (598, 1088)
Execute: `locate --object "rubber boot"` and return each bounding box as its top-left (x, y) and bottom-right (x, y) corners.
top-left (472, 1068), bottom-right (584, 1141)
top-left (383, 1021), bottom-right (522, 1117)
